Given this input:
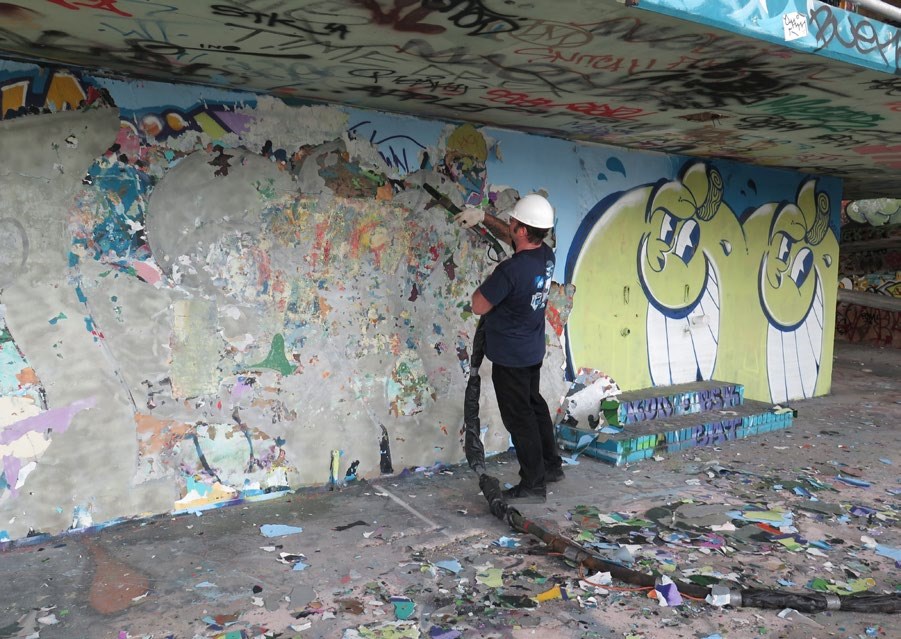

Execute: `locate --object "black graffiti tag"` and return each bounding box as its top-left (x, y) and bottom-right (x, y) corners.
top-left (809, 5), bottom-right (900, 73)
top-left (0, 28), bottom-right (260, 85)
top-left (210, 4), bottom-right (350, 40)
top-left (867, 78), bottom-right (901, 97)
top-left (423, 0), bottom-right (521, 35)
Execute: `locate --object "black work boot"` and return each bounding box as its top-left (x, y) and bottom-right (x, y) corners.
top-left (545, 467), bottom-right (565, 483)
top-left (502, 484), bottom-right (546, 504)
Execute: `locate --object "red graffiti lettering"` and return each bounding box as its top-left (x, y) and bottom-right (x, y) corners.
top-left (358, 0), bottom-right (443, 35)
top-left (853, 144), bottom-right (901, 155)
top-left (836, 302), bottom-right (901, 347)
top-left (47, 0), bottom-right (132, 17)
top-left (484, 89), bottom-right (556, 109)
top-left (483, 89), bottom-right (650, 120)
top-left (853, 144), bottom-right (901, 169)
top-left (565, 101), bottom-right (647, 120)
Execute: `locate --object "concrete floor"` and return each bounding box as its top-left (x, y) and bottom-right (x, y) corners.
top-left (1, 340), bottom-right (899, 639)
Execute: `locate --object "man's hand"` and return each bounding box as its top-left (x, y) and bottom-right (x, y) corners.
top-left (453, 207), bottom-right (485, 229)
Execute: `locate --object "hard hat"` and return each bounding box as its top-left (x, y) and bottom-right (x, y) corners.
top-left (510, 194), bottom-right (554, 229)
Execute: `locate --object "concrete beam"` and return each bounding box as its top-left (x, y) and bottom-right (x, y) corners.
top-left (838, 288), bottom-right (901, 312)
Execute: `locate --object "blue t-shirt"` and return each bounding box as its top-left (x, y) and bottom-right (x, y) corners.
top-left (478, 243), bottom-right (555, 367)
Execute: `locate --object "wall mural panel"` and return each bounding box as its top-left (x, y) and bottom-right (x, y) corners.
top-left (566, 163), bottom-right (840, 404)
top-left (0, 61), bottom-right (840, 540)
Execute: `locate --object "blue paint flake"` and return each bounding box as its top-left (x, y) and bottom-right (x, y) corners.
top-left (187, 476), bottom-right (213, 497)
top-left (260, 524), bottom-right (303, 537)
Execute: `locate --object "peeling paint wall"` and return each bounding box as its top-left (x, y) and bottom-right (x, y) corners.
top-left (0, 61), bottom-right (840, 540)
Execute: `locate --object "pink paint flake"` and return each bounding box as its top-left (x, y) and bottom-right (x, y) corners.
top-left (133, 260), bottom-right (162, 285)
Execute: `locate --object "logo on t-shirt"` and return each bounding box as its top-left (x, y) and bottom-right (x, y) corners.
top-left (530, 260), bottom-right (554, 311)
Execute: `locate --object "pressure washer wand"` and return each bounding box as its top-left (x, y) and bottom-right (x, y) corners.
top-left (422, 184), bottom-right (508, 261)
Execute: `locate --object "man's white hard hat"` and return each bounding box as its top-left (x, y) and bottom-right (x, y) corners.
top-left (509, 193), bottom-right (554, 229)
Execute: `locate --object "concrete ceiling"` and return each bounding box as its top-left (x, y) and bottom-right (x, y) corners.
top-left (0, 0), bottom-right (899, 200)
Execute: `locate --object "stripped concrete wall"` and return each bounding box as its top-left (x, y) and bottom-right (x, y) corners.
top-left (0, 61), bottom-right (840, 540)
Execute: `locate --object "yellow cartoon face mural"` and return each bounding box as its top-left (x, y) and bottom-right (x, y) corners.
top-left (743, 180), bottom-right (837, 402)
top-left (638, 164), bottom-right (745, 385)
top-left (568, 162), bottom-right (746, 390)
top-left (760, 184), bottom-right (829, 328)
top-left (569, 164), bottom-right (838, 403)
top-left (640, 164), bottom-right (720, 310)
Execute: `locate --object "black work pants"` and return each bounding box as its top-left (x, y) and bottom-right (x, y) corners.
top-left (492, 362), bottom-right (562, 491)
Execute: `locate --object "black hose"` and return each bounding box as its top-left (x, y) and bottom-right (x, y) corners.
top-left (463, 318), bottom-right (488, 475)
top-left (506, 506), bottom-right (711, 599)
top-left (740, 588), bottom-right (901, 614)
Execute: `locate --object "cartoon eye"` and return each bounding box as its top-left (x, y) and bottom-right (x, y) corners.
top-left (777, 233), bottom-right (793, 262)
top-left (657, 210), bottom-right (675, 245)
top-left (789, 247), bottom-right (813, 287)
top-left (674, 219), bottom-right (699, 263)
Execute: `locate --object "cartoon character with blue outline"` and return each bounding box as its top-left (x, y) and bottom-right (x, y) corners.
top-left (739, 179), bottom-right (838, 402)
top-left (567, 162), bottom-right (745, 390)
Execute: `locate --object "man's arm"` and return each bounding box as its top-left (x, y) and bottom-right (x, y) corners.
top-left (471, 289), bottom-right (494, 315)
top-left (479, 213), bottom-right (512, 247)
top-left (454, 207), bottom-right (512, 247)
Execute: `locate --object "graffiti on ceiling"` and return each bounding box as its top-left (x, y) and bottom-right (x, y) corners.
top-left (0, 0), bottom-right (898, 199)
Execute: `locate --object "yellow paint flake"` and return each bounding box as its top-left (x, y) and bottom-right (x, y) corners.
top-left (535, 584), bottom-right (563, 602)
top-left (475, 567), bottom-right (503, 588)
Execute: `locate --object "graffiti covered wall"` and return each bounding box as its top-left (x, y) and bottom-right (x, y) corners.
top-left (836, 208), bottom-right (901, 347)
top-left (0, 61), bottom-right (840, 540)
top-left (0, 0), bottom-right (895, 199)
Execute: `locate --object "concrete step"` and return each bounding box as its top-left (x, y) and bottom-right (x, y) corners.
top-left (558, 399), bottom-right (793, 466)
top-left (606, 380), bottom-right (745, 427)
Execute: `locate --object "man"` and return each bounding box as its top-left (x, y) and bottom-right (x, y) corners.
top-left (454, 194), bottom-right (564, 503)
